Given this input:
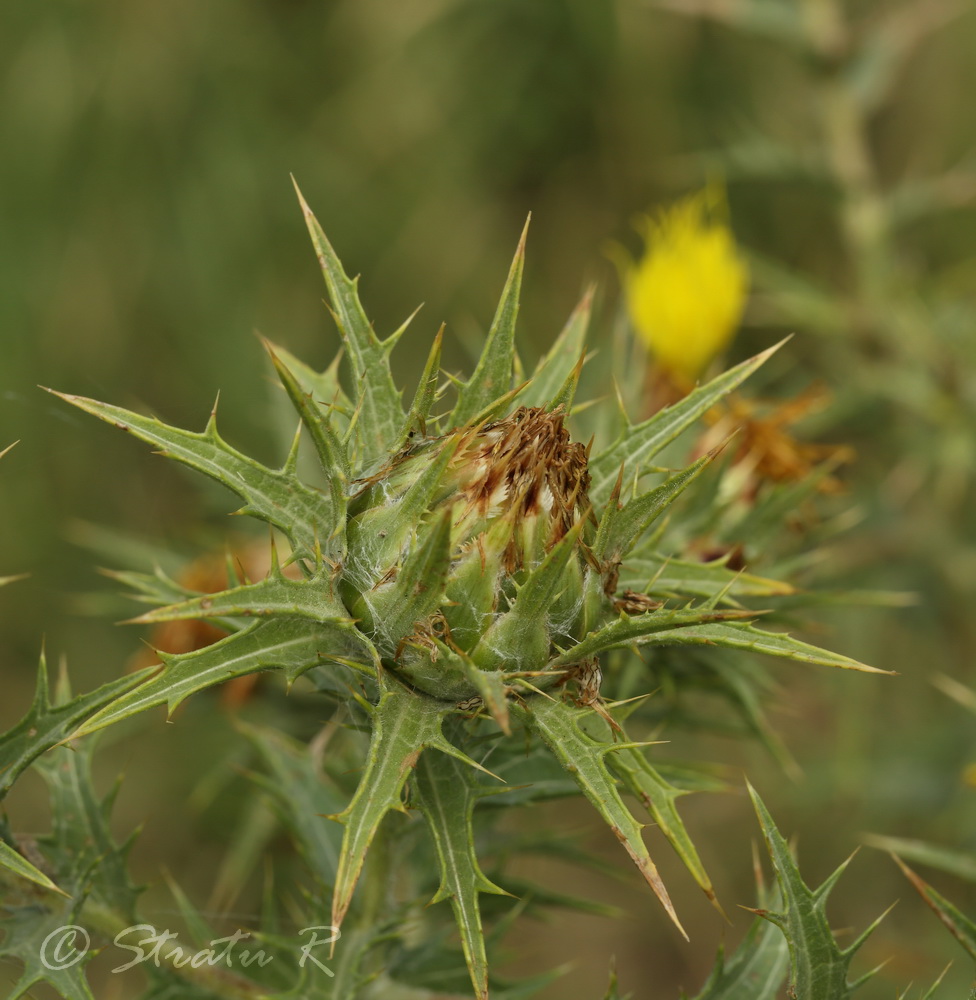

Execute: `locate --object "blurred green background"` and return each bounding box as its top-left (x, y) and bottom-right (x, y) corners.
top-left (2, 0), bottom-right (976, 996)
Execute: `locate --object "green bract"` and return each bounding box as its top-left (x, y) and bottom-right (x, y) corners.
top-left (46, 185), bottom-right (885, 1000)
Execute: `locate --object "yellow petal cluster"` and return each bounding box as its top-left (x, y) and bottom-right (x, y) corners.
top-left (627, 190), bottom-right (748, 382)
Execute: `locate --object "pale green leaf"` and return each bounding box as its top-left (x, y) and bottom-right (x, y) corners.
top-left (48, 390), bottom-right (332, 564)
top-left (70, 618), bottom-right (373, 739)
top-left (864, 834), bottom-right (976, 883)
top-left (0, 840), bottom-right (66, 896)
top-left (453, 220), bottom-right (528, 426)
top-left (685, 911), bottom-right (789, 1000)
top-left (893, 854), bottom-right (976, 962)
top-left (130, 569), bottom-right (353, 628)
top-left (239, 722), bottom-right (346, 884)
top-left (266, 342), bottom-right (350, 545)
top-left (264, 341), bottom-right (352, 429)
top-left (603, 737), bottom-right (717, 907)
top-left (400, 324), bottom-right (444, 443)
top-left (589, 342), bottom-right (783, 502)
top-left (618, 553), bottom-right (794, 602)
top-left (636, 621), bottom-right (889, 674)
top-left (749, 783), bottom-right (885, 999)
top-left (105, 564), bottom-right (218, 609)
top-left (0, 653), bottom-right (155, 799)
top-left (294, 181), bottom-right (404, 465)
top-left (518, 287), bottom-right (592, 410)
top-left (549, 608), bottom-right (756, 667)
top-left (0, 907), bottom-right (98, 1000)
top-left (35, 729), bottom-right (142, 921)
top-left (514, 697), bottom-right (686, 938)
top-left (330, 684), bottom-right (467, 930)
top-left (600, 453), bottom-right (717, 564)
top-left (683, 860), bottom-right (788, 1000)
top-left (412, 749), bottom-right (510, 1000)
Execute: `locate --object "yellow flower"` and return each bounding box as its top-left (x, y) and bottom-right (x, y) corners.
top-left (626, 189), bottom-right (749, 382)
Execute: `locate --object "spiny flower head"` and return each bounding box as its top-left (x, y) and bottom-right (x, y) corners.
top-left (343, 404), bottom-right (594, 684)
top-left (627, 187), bottom-right (749, 382)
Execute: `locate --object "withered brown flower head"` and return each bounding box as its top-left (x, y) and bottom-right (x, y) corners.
top-left (453, 406), bottom-right (590, 567)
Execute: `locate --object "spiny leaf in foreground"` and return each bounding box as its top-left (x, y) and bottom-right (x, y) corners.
top-left (515, 697), bottom-right (687, 939)
top-left (748, 783), bottom-right (891, 999)
top-left (411, 744), bottom-right (511, 1000)
top-left (682, 853), bottom-right (789, 1000)
top-left (329, 683), bottom-right (490, 933)
top-left (0, 651), bottom-right (155, 799)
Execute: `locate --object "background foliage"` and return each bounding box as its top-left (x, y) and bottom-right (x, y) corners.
top-left (2, 0), bottom-right (975, 996)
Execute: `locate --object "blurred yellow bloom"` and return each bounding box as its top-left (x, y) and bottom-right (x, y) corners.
top-left (627, 189), bottom-right (749, 382)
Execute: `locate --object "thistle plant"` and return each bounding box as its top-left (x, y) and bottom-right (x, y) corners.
top-left (1, 186), bottom-right (890, 999)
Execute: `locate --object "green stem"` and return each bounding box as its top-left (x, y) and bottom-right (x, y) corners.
top-left (803, 0), bottom-right (891, 331)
